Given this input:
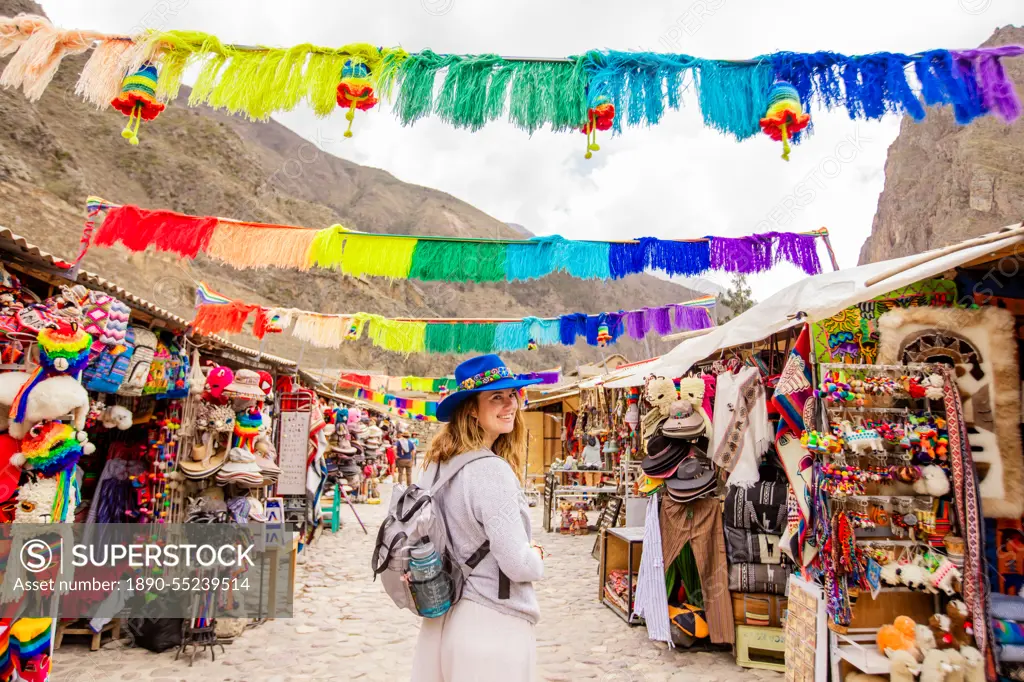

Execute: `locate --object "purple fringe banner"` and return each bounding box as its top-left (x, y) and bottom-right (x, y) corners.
top-left (518, 370), bottom-right (561, 384)
top-left (710, 232), bottom-right (821, 275)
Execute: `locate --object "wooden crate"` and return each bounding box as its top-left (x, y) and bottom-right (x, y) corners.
top-left (598, 526), bottom-right (644, 625)
top-left (735, 625), bottom-right (786, 673)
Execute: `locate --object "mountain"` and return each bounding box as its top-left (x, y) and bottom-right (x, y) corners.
top-left (0, 0), bottom-right (700, 376)
top-left (859, 26), bottom-right (1024, 265)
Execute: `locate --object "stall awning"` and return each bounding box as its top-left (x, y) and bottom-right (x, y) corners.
top-left (605, 225), bottom-right (1024, 387)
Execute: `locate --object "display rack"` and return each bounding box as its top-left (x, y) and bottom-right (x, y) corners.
top-left (542, 469), bottom-right (620, 532)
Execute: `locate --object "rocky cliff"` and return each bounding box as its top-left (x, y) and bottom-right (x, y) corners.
top-left (859, 26), bottom-right (1024, 265)
top-left (0, 0), bottom-right (700, 376)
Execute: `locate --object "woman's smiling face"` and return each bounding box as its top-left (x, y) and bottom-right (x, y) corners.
top-left (473, 389), bottom-right (519, 441)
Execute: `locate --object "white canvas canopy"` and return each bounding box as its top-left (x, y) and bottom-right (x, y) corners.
top-left (605, 225), bottom-right (1024, 387)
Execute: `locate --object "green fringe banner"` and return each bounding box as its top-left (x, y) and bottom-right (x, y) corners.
top-left (409, 240), bottom-right (506, 282)
top-left (150, 32), bottom-right (405, 119)
top-left (380, 50), bottom-right (589, 132)
top-left (425, 323), bottom-right (498, 354)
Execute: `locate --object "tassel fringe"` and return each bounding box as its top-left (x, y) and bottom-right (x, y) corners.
top-left (292, 313), bottom-right (351, 348)
top-left (94, 205), bottom-right (217, 258)
top-left (208, 223), bottom-right (316, 270)
top-left (75, 38), bottom-right (150, 108)
top-left (193, 302), bottom-right (256, 335)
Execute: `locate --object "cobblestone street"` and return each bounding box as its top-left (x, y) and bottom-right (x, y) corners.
top-left (54, 483), bottom-right (783, 681)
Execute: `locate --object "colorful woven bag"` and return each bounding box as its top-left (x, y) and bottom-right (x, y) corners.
top-left (117, 327), bottom-right (156, 397)
top-left (143, 337), bottom-right (171, 396)
top-left (83, 326), bottom-right (136, 394)
top-left (163, 338), bottom-right (190, 399)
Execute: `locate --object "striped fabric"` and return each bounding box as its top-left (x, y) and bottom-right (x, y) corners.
top-left (633, 494), bottom-right (673, 646)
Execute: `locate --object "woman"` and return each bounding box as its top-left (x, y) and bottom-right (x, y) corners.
top-left (412, 354), bottom-right (545, 682)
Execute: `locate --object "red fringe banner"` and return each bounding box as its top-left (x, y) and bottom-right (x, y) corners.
top-left (94, 205), bottom-right (218, 258)
top-left (193, 302), bottom-right (257, 335)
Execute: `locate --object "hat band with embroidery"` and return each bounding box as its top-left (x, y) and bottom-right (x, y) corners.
top-left (459, 366), bottom-right (513, 390)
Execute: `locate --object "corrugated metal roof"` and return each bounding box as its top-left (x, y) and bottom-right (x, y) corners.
top-left (0, 227), bottom-right (295, 369)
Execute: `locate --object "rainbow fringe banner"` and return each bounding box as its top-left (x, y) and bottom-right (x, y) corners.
top-left (82, 199), bottom-right (831, 280)
top-left (355, 388), bottom-right (438, 421)
top-left (339, 369), bottom-right (559, 393)
top-left (0, 16), bottom-right (1019, 140)
top-left (192, 283), bottom-right (715, 355)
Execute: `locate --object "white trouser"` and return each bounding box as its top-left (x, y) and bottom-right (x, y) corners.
top-left (411, 598), bottom-right (537, 682)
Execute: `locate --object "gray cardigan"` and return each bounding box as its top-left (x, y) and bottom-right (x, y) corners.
top-left (422, 450), bottom-right (544, 624)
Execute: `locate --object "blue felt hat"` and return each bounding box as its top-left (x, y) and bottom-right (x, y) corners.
top-left (436, 354), bottom-right (543, 422)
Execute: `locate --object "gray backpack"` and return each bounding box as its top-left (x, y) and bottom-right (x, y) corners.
top-left (371, 451), bottom-right (510, 617)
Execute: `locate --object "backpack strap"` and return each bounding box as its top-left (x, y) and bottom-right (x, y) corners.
top-left (428, 452), bottom-right (513, 600)
top-left (428, 450), bottom-right (495, 494)
top-left (463, 540), bottom-right (511, 600)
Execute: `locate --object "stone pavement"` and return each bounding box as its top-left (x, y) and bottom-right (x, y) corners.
top-left (53, 483), bottom-right (783, 681)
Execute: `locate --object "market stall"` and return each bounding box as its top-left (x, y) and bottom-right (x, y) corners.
top-left (603, 226), bottom-right (1024, 681)
top-left (0, 228), bottom-right (311, 675)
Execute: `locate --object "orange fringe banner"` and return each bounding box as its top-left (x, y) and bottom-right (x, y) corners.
top-left (193, 301), bottom-right (258, 335)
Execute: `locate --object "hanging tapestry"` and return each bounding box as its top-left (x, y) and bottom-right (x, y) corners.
top-left (811, 279), bottom-right (956, 364)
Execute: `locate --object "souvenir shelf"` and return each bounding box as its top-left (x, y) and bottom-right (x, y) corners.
top-left (542, 468), bottom-right (621, 533)
top-left (809, 362), bottom-right (963, 681)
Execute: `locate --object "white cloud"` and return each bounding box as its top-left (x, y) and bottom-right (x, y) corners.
top-left (39, 0), bottom-right (1022, 301)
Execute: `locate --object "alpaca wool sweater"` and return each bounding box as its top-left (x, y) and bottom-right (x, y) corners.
top-left (421, 450), bottom-right (544, 624)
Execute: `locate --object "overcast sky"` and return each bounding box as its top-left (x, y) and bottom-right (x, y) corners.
top-left (41, 0), bottom-right (1022, 301)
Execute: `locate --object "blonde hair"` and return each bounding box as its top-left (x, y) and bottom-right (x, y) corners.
top-left (425, 393), bottom-right (526, 479)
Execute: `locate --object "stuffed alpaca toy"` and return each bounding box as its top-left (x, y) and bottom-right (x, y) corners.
top-left (943, 649), bottom-right (966, 682)
top-left (881, 561), bottom-right (902, 587)
top-left (913, 464), bottom-right (951, 497)
top-left (877, 616), bottom-right (920, 660)
top-left (923, 373), bottom-right (945, 400)
top-left (946, 600), bottom-right (974, 649)
top-left (13, 476), bottom-right (59, 523)
top-left (920, 649), bottom-right (956, 682)
top-left (917, 623), bottom-right (938, 657)
top-left (9, 321), bottom-right (91, 432)
top-left (897, 562), bottom-right (935, 592)
top-left (885, 649), bottom-right (922, 682)
top-left (930, 614), bottom-right (958, 650)
top-left (930, 558), bottom-right (962, 596)
top-left (0, 372), bottom-right (89, 440)
top-left (100, 405), bottom-right (133, 430)
top-left (958, 645), bottom-right (984, 682)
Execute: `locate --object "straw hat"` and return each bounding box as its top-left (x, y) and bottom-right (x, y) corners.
top-left (180, 436), bottom-right (228, 479)
top-left (216, 447), bottom-right (265, 488)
